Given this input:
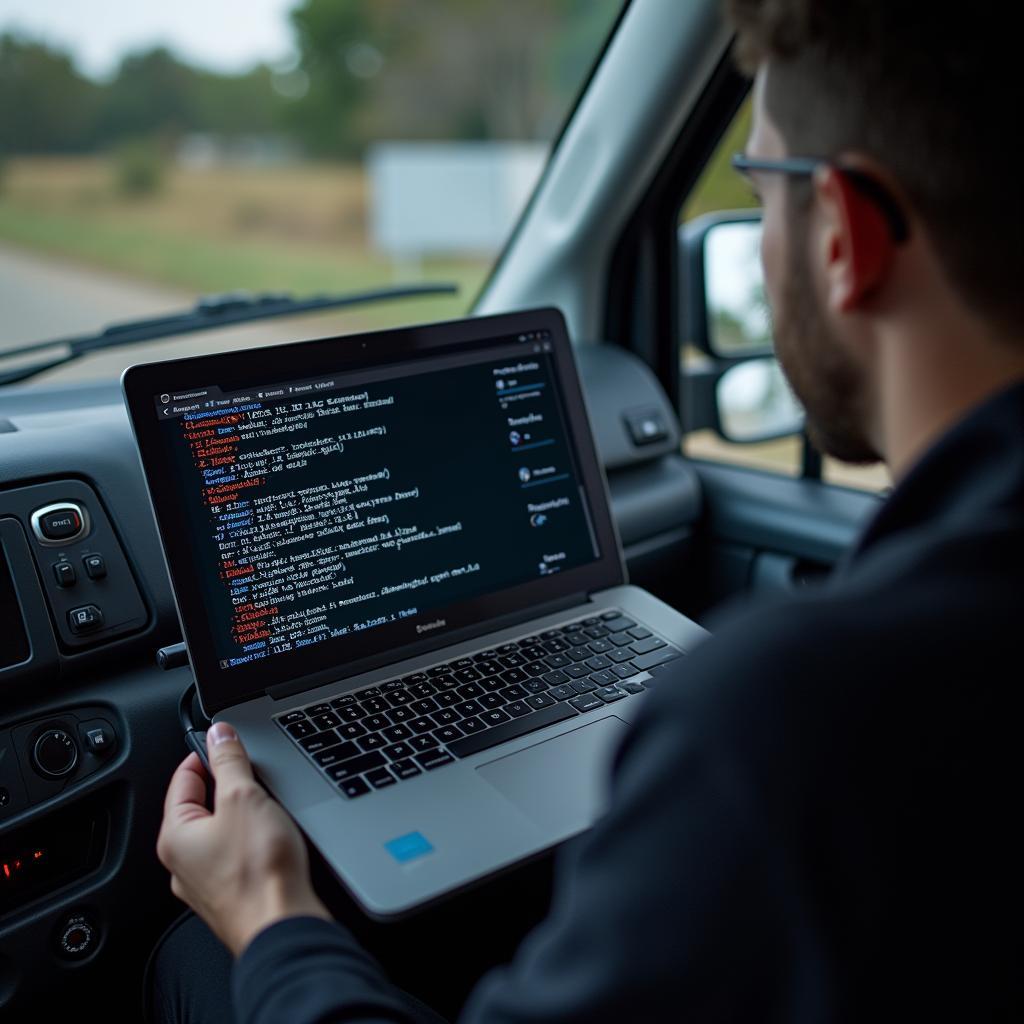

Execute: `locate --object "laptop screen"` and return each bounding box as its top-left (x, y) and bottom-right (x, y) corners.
top-left (124, 309), bottom-right (623, 714)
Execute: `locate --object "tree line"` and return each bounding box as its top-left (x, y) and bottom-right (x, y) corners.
top-left (0, 0), bottom-right (617, 159)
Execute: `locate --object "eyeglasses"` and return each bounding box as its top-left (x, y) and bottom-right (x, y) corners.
top-left (731, 154), bottom-right (909, 244)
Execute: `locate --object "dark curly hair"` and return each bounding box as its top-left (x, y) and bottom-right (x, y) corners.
top-left (726, 1), bottom-right (1023, 336)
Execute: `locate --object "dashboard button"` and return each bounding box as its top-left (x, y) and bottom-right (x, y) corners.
top-left (31, 502), bottom-right (89, 545)
top-left (68, 604), bottom-right (104, 634)
top-left (82, 553), bottom-right (107, 579)
top-left (53, 560), bottom-right (77, 587)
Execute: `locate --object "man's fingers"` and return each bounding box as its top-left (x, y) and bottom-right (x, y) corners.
top-left (207, 721), bottom-right (256, 793)
top-left (163, 751), bottom-right (211, 825)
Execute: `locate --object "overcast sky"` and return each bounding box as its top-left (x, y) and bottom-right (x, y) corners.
top-left (0, 0), bottom-right (299, 79)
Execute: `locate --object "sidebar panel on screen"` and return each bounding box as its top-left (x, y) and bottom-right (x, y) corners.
top-left (155, 338), bottom-right (600, 673)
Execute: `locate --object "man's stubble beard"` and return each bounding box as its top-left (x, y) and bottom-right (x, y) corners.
top-left (772, 217), bottom-right (882, 465)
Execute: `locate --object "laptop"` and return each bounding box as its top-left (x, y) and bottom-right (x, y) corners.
top-left (122, 306), bottom-right (708, 919)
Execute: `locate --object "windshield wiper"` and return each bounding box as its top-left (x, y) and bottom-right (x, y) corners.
top-left (0, 283), bottom-right (459, 387)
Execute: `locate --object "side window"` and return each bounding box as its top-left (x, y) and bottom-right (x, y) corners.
top-left (678, 99), bottom-right (891, 494)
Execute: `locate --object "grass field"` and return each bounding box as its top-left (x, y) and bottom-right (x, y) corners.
top-left (0, 157), bottom-right (489, 328)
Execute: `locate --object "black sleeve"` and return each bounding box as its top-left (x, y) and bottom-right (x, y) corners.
top-left (232, 626), bottom-right (811, 1024)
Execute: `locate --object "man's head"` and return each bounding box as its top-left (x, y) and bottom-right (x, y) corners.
top-left (726, 1), bottom-right (1023, 471)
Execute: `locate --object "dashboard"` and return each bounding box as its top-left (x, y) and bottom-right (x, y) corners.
top-left (0, 343), bottom-right (701, 1015)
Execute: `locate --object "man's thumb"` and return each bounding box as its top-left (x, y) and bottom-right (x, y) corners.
top-left (207, 722), bottom-right (254, 787)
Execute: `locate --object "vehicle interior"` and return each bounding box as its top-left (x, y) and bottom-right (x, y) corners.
top-left (1, 1), bottom-right (888, 1017)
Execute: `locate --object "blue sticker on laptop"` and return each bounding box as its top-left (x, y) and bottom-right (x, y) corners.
top-left (385, 832), bottom-right (434, 863)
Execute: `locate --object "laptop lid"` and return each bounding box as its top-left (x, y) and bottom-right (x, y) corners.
top-left (123, 308), bottom-right (625, 717)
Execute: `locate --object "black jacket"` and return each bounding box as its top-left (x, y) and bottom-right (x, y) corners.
top-left (231, 379), bottom-right (1024, 1022)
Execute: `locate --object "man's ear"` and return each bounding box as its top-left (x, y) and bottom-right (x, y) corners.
top-left (813, 165), bottom-right (895, 313)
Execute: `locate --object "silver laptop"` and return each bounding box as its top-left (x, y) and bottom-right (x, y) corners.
top-left (122, 307), bottom-right (708, 919)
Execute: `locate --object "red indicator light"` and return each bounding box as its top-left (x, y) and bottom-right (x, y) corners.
top-left (2, 864), bottom-right (9, 879)
top-left (34, 849), bottom-right (44, 860)
top-left (13, 859), bottom-right (22, 870)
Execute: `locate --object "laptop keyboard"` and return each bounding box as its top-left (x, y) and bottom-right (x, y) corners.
top-left (275, 609), bottom-right (683, 799)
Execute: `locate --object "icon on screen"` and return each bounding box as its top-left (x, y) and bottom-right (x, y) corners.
top-left (496, 379), bottom-right (506, 390)
top-left (160, 393), bottom-right (170, 403)
top-left (530, 513), bottom-right (547, 527)
top-left (518, 467), bottom-right (532, 483)
top-left (509, 431), bottom-right (521, 446)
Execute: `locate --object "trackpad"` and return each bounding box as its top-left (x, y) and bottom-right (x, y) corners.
top-left (476, 716), bottom-right (629, 833)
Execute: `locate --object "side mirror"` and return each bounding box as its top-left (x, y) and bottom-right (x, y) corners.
top-left (679, 211), bottom-right (804, 443)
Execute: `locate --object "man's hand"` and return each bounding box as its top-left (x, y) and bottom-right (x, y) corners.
top-left (157, 721), bottom-right (332, 957)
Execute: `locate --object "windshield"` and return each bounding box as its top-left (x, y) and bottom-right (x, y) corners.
top-left (0, 0), bottom-right (624, 387)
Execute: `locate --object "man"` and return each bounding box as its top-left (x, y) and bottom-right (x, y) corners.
top-left (151, 1), bottom-right (1023, 1020)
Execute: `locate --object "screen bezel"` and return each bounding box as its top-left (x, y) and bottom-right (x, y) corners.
top-left (123, 307), bottom-right (625, 716)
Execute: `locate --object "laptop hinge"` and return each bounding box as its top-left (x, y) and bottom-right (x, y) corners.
top-left (265, 592), bottom-right (591, 705)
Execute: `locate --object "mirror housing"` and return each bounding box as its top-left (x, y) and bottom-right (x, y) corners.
top-left (679, 210), bottom-right (804, 444)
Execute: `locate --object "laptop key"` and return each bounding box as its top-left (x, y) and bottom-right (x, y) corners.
top-left (431, 709), bottom-right (459, 726)
top-left (589, 670), bottom-right (618, 687)
top-left (306, 703), bottom-right (334, 716)
top-left (522, 660), bottom-right (548, 678)
top-left (499, 684), bottom-right (527, 701)
top-left (447, 702), bottom-right (579, 758)
top-left (600, 610), bottom-right (622, 620)
top-left (474, 658), bottom-right (502, 676)
top-left (328, 752), bottom-right (387, 780)
top-left (504, 700), bottom-right (532, 718)
top-left (596, 686), bottom-right (627, 703)
top-left (415, 749), bottom-right (455, 771)
top-left (339, 777), bottom-right (371, 799)
top-left (424, 666), bottom-right (449, 679)
top-left (520, 645), bottom-right (547, 661)
top-left (481, 708), bottom-right (512, 726)
top-left (548, 684), bottom-right (577, 701)
top-left (604, 617), bottom-right (637, 633)
top-left (525, 692), bottom-right (557, 710)
top-left (364, 713), bottom-right (390, 732)
top-left (409, 734), bottom-right (439, 752)
top-left (588, 640), bottom-right (614, 655)
top-left (355, 686), bottom-right (382, 698)
top-left (454, 700), bottom-right (484, 717)
top-left (630, 636), bottom-right (667, 656)
top-left (608, 648), bottom-right (636, 664)
top-left (452, 657), bottom-right (475, 671)
top-left (385, 690), bottom-right (415, 707)
top-left (571, 678), bottom-right (597, 693)
top-left (337, 722), bottom-right (368, 740)
top-left (457, 682), bottom-right (484, 699)
top-left (358, 734), bottom-right (388, 751)
top-left (330, 694), bottom-right (357, 708)
top-left (611, 663), bottom-right (637, 679)
top-left (391, 758), bottom-right (422, 780)
top-left (479, 692), bottom-right (506, 710)
top-left (383, 742), bottom-right (415, 761)
top-left (279, 710), bottom-right (308, 726)
top-left (544, 654), bottom-right (571, 669)
top-left (339, 705), bottom-right (368, 722)
top-left (382, 725), bottom-right (412, 742)
top-left (523, 678), bottom-right (549, 694)
top-left (366, 768), bottom-right (397, 789)
top-left (497, 642), bottom-right (518, 654)
top-left (311, 711), bottom-right (341, 731)
top-left (409, 683), bottom-right (437, 699)
top-left (412, 698), bottom-right (440, 715)
top-left (570, 693), bottom-right (604, 713)
top-left (361, 697), bottom-right (389, 714)
top-left (543, 639), bottom-right (569, 654)
top-left (407, 717), bottom-right (437, 735)
top-left (386, 707), bottom-right (415, 723)
top-left (315, 741), bottom-right (361, 766)
top-left (458, 716), bottom-right (487, 734)
top-left (434, 691), bottom-right (461, 707)
top-left (433, 725), bottom-right (464, 744)
top-left (300, 729), bottom-right (340, 753)
top-left (382, 680), bottom-right (404, 692)
top-left (542, 669), bottom-right (568, 685)
top-left (628, 626), bottom-right (653, 640)
top-left (631, 648), bottom-right (682, 671)
top-left (500, 667), bottom-right (528, 685)
top-left (479, 675), bottom-right (507, 692)
top-left (584, 655), bottom-right (612, 671)
top-left (435, 675), bottom-right (461, 690)
top-left (286, 720), bottom-right (315, 739)
top-left (567, 646), bottom-right (591, 662)
top-left (564, 663), bottom-right (590, 679)
top-left (623, 681), bottom-right (646, 694)
top-left (498, 652), bottom-right (526, 668)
